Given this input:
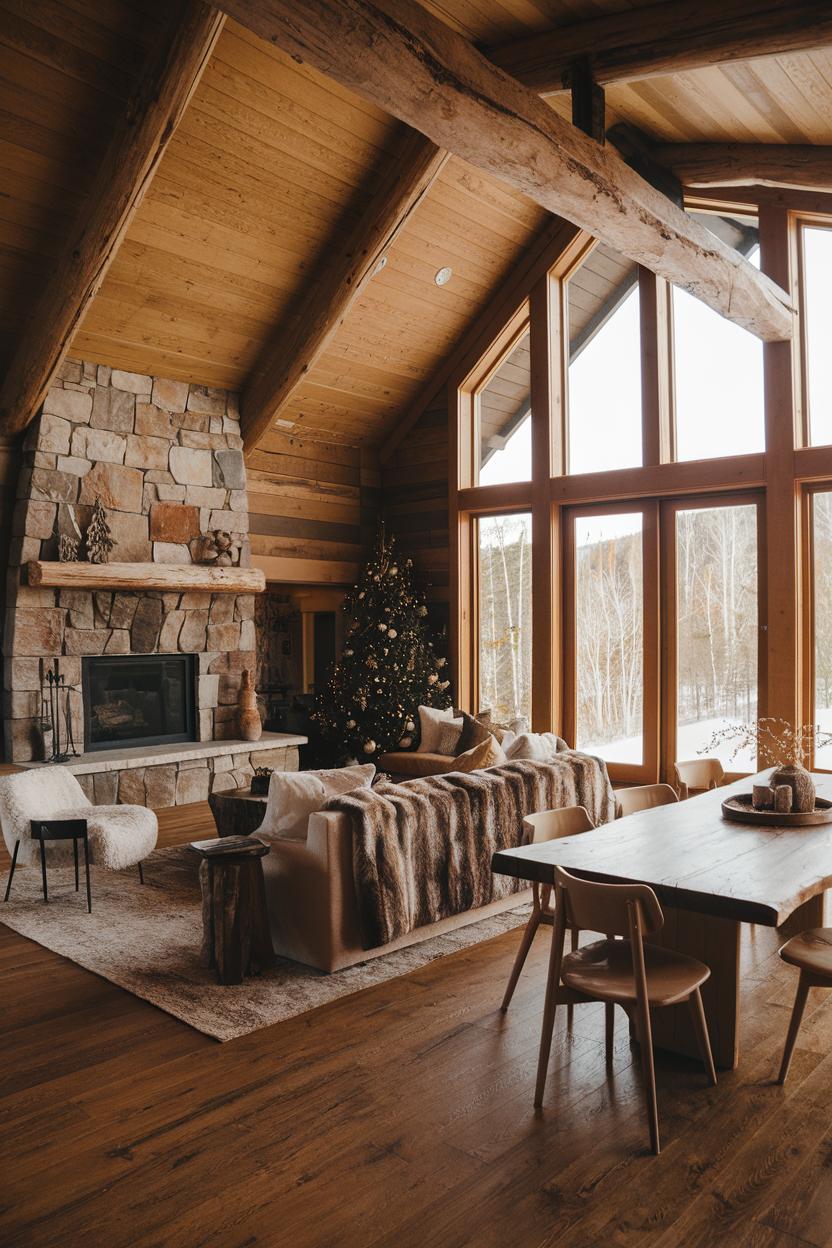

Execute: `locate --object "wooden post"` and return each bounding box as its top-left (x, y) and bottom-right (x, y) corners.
top-left (530, 274), bottom-right (557, 731)
top-left (760, 206), bottom-right (802, 736)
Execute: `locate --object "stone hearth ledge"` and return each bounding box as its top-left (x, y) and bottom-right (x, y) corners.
top-left (18, 732), bottom-right (307, 775)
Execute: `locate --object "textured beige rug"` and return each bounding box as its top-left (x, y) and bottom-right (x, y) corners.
top-left (0, 846), bottom-right (530, 1041)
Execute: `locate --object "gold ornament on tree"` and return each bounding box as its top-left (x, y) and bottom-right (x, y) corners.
top-left (84, 497), bottom-right (115, 564)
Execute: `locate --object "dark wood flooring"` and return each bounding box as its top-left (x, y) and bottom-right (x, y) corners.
top-left (1, 804), bottom-right (831, 1247)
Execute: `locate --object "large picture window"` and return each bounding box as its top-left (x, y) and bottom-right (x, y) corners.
top-left (811, 490), bottom-right (832, 766)
top-left (667, 498), bottom-right (761, 771)
top-left (672, 213), bottom-right (763, 462)
top-left (476, 330), bottom-right (531, 485)
top-left (802, 225), bottom-right (832, 447)
top-left (566, 242), bottom-right (642, 475)
top-left (476, 513), bottom-right (532, 723)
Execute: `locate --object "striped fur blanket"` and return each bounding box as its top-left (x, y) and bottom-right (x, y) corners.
top-left (325, 755), bottom-right (614, 949)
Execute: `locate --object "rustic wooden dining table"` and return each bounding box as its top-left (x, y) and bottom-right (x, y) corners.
top-left (492, 773), bottom-right (832, 1069)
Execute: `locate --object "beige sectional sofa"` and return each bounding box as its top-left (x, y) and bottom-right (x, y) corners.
top-left (261, 806), bottom-right (529, 972)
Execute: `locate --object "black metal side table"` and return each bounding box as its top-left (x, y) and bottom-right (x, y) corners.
top-left (4, 819), bottom-right (92, 913)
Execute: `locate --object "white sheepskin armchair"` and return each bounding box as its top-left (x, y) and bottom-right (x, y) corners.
top-left (0, 767), bottom-right (157, 870)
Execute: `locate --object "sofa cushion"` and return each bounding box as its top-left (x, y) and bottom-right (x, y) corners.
top-left (454, 735), bottom-right (506, 772)
top-left (456, 711), bottom-right (493, 755)
top-left (261, 764), bottom-right (375, 841)
top-left (417, 704), bottom-right (461, 752)
top-left (435, 718), bottom-right (464, 756)
top-left (377, 751), bottom-right (453, 778)
top-left (505, 731), bottom-right (567, 762)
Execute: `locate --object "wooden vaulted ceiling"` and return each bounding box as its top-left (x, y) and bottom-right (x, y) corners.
top-left (3, 0), bottom-right (832, 460)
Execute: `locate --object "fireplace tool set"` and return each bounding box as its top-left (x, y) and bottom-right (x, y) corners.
top-left (40, 666), bottom-right (80, 763)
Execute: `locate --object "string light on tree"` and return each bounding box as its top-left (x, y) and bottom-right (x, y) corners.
top-left (312, 527), bottom-right (451, 761)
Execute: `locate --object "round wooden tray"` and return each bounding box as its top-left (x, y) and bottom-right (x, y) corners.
top-left (721, 794), bottom-right (832, 827)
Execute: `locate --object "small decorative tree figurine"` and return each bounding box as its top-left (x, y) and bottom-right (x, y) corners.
top-left (701, 718), bottom-right (832, 812)
top-left (84, 497), bottom-right (115, 564)
top-left (312, 527), bottom-right (451, 762)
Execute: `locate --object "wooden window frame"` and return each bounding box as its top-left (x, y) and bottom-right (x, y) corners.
top-left (471, 508), bottom-right (534, 723)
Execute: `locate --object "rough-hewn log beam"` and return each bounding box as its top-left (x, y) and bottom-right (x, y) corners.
top-left (214, 0), bottom-right (793, 343)
top-left (657, 143), bottom-right (832, 192)
top-left (241, 128), bottom-right (448, 451)
top-left (0, 1), bottom-right (225, 436)
top-left (487, 0), bottom-right (832, 94)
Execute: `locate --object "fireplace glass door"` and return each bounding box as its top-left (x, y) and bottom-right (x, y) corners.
top-left (82, 654), bottom-right (196, 752)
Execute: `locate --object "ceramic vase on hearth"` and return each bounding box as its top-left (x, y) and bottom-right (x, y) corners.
top-left (238, 669), bottom-right (262, 742)
top-left (770, 761), bottom-right (815, 813)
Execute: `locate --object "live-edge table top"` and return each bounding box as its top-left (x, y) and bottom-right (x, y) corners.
top-left (492, 773), bottom-right (832, 928)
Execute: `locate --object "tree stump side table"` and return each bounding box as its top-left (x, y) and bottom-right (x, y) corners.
top-left (192, 838), bottom-right (275, 985)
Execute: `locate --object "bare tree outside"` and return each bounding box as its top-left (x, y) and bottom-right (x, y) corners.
top-left (477, 513), bottom-right (532, 723)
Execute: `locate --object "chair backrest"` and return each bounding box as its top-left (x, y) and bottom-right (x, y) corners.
top-left (0, 767), bottom-right (90, 855)
top-left (553, 864), bottom-right (664, 938)
top-left (674, 758), bottom-right (725, 798)
top-left (616, 783), bottom-right (678, 819)
top-left (523, 805), bottom-right (593, 843)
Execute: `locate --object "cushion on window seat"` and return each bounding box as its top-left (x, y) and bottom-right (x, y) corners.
top-left (377, 751), bottom-right (454, 778)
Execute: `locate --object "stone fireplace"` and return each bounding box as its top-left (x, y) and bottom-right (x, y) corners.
top-left (2, 358), bottom-right (303, 804)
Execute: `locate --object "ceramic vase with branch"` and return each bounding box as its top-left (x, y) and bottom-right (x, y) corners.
top-left (701, 718), bottom-right (832, 812)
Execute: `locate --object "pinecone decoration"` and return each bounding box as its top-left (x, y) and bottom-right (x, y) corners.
top-left (85, 497), bottom-right (115, 564)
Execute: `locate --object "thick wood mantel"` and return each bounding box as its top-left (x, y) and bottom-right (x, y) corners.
top-left (26, 562), bottom-right (266, 595)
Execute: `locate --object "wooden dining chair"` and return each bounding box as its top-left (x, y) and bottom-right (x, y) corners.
top-left (616, 784), bottom-right (679, 819)
top-left (500, 806), bottom-right (594, 1013)
top-left (535, 866), bottom-right (717, 1155)
top-left (776, 928), bottom-right (832, 1083)
top-left (674, 758), bottom-right (726, 800)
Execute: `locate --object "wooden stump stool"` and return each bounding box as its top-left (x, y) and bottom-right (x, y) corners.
top-left (193, 838), bottom-right (275, 985)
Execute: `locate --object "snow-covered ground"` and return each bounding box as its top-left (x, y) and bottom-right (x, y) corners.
top-left (581, 715), bottom-right (757, 771)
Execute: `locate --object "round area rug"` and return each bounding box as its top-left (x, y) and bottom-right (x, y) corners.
top-left (0, 846), bottom-right (531, 1041)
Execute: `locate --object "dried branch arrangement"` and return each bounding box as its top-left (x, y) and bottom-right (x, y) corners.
top-left (701, 718), bottom-right (832, 767)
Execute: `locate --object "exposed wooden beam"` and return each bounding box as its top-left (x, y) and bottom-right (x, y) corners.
top-left (487, 0), bottom-right (832, 94)
top-left (656, 143), bottom-right (832, 192)
top-left (215, 0), bottom-right (793, 345)
top-left (240, 128), bottom-right (448, 451)
top-left (0, 1), bottom-right (225, 436)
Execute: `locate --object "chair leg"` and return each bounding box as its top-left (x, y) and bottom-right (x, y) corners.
top-left (137, 861), bottom-right (145, 886)
top-left (38, 837), bottom-right (48, 903)
top-left (605, 1002), bottom-right (615, 1064)
top-left (778, 972), bottom-right (811, 1085)
top-left (73, 837), bottom-right (79, 892)
top-left (687, 988), bottom-right (717, 1086)
top-left (3, 840), bottom-right (19, 902)
top-left (501, 906), bottom-right (542, 1012)
top-left (534, 914), bottom-right (566, 1109)
top-left (566, 925), bottom-right (579, 1026)
top-left (83, 833), bottom-right (92, 914)
top-left (633, 996), bottom-right (660, 1155)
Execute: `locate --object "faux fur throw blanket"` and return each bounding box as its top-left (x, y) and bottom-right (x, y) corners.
top-left (325, 755), bottom-right (614, 949)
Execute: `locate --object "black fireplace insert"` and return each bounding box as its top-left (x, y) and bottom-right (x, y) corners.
top-left (82, 654), bottom-right (197, 752)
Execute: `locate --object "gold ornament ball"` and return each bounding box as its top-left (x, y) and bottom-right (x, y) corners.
top-left (363, 739), bottom-right (376, 754)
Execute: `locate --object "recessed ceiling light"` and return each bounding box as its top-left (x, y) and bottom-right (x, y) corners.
top-left (434, 266), bottom-right (452, 286)
top-left (374, 255), bottom-right (388, 275)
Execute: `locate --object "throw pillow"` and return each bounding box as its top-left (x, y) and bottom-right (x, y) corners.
top-left (455, 711), bottom-right (493, 755)
top-left (260, 764), bottom-right (375, 841)
top-left (504, 732), bottom-right (563, 763)
top-left (417, 704), bottom-right (462, 753)
top-left (454, 735), bottom-right (507, 772)
top-left (435, 719), bottom-right (464, 757)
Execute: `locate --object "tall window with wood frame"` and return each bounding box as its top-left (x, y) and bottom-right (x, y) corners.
top-left (566, 241), bottom-right (642, 475)
top-left (476, 513), bottom-right (532, 723)
top-left (455, 206), bottom-right (832, 785)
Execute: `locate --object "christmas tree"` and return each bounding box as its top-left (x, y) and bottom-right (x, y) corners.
top-left (313, 528), bottom-right (451, 762)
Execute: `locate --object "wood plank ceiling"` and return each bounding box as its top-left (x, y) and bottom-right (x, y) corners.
top-left (3, 0), bottom-right (832, 464)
